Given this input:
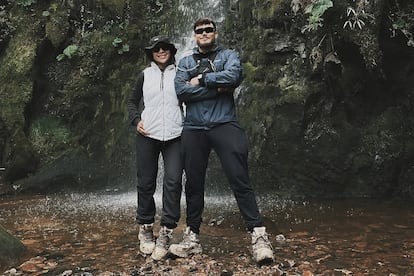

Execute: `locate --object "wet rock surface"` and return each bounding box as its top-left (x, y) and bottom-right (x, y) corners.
top-left (0, 192), bottom-right (413, 275)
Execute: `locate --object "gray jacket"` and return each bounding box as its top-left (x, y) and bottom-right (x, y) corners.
top-left (175, 46), bottom-right (243, 129)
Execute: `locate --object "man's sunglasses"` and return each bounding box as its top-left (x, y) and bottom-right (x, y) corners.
top-left (152, 44), bottom-right (172, 52)
top-left (194, 27), bottom-right (216, 35)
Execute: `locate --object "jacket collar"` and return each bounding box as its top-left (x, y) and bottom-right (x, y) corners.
top-left (193, 45), bottom-right (221, 57)
top-left (150, 61), bottom-right (175, 72)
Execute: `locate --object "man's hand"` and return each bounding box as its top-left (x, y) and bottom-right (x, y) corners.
top-left (188, 76), bottom-right (201, 86)
top-left (136, 120), bottom-right (149, 136)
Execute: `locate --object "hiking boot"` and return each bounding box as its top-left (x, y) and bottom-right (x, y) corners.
top-left (138, 223), bottom-right (155, 254)
top-left (151, 226), bottom-right (173, 260)
top-left (251, 226), bottom-right (274, 264)
top-left (169, 227), bottom-right (202, 257)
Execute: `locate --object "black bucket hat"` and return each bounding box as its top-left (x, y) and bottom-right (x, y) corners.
top-left (144, 35), bottom-right (177, 60)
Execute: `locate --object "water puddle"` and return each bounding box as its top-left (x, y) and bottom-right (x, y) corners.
top-left (1, 191), bottom-right (413, 274)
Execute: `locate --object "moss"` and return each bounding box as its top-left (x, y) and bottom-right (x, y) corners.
top-left (0, 17), bottom-right (36, 128)
top-left (277, 63), bottom-right (309, 105)
top-left (0, 225), bottom-right (25, 263)
top-left (3, 130), bottom-right (39, 182)
top-left (0, 9), bottom-right (42, 182)
top-left (360, 107), bottom-right (405, 161)
top-left (252, 0), bottom-right (282, 22)
top-left (242, 62), bottom-right (258, 81)
top-left (45, 6), bottom-right (70, 47)
top-left (99, 0), bottom-right (127, 14)
top-left (29, 116), bottom-right (73, 163)
top-left (238, 0), bottom-right (254, 27)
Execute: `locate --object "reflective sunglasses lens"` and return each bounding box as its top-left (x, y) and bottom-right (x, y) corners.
top-left (152, 44), bottom-right (170, 52)
top-left (195, 27), bottom-right (215, 34)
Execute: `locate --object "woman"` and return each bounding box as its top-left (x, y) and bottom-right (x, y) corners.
top-left (127, 35), bottom-right (183, 260)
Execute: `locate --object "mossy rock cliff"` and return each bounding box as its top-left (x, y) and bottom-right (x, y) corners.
top-left (1, 0), bottom-right (413, 199)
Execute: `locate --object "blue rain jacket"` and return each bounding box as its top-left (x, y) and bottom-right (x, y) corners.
top-left (175, 45), bottom-right (243, 130)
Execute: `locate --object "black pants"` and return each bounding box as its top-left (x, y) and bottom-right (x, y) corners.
top-left (135, 134), bottom-right (183, 228)
top-left (181, 122), bottom-right (263, 233)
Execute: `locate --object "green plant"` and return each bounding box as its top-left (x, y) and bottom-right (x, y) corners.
top-left (56, 44), bottom-right (78, 61)
top-left (0, 6), bottom-right (15, 42)
top-left (301, 0), bottom-right (333, 33)
top-left (112, 37), bottom-right (130, 54)
top-left (16, 0), bottom-right (36, 7)
top-left (112, 37), bottom-right (122, 47)
top-left (29, 116), bottom-right (72, 160)
top-left (343, 5), bottom-right (374, 30)
top-left (388, 5), bottom-right (414, 47)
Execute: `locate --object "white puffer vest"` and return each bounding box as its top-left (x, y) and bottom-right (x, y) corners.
top-left (141, 62), bottom-right (183, 141)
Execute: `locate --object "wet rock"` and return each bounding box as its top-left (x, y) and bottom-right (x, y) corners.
top-left (208, 216), bottom-right (225, 226)
top-left (2, 268), bottom-right (22, 276)
top-left (275, 234), bottom-right (287, 245)
top-left (59, 270), bottom-right (73, 276)
top-left (220, 269), bottom-right (233, 275)
top-left (0, 225), bottom-right (26, 267)
top-left (303, 270), bottom-right (314, 276)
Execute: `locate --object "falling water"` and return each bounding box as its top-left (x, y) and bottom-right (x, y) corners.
top-left (174, 0), bottom-right (225, 59)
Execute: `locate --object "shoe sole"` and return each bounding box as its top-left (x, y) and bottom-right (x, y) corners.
top-left (140, 244), bottom-right (155, 255)
top-left (255, 256), bottom-right (274, 265)
top-left (169, 246), bottom-right (202, 258)
top-left (151, 247), bottom-right (168, 260)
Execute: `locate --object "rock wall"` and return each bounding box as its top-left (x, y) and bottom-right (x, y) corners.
top-left (222, 0), bottom-right (414, 198)
top-left (0, 0), bottom-right (413, 198)
top-left (0, 0), bottom-right (178, 193)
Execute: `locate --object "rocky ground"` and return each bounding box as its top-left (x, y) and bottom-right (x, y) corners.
top-left (1, 224), bottom-right (410, 276)
top-left (1, 194), bottom-right (413, 275)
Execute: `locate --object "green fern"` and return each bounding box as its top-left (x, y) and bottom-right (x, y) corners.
top-left (302, 0), bottom-right (333, 33)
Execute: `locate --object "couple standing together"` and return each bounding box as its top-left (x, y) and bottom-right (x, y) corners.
top-left (127, 17), bottom-right (274, 264)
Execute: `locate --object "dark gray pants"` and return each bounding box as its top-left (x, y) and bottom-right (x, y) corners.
top-left (135, 135), bottom-right (183, 228)
top-left (181, 122), bottom-right (263, 233)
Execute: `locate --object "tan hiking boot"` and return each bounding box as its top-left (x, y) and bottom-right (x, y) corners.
top-left (251, 226), bottom-right (274, 264)
top-left (151, 226), bottom-right (173, 260)
top-left (138, 223), bottom-right (155, 254)
top-left (169, 227), bottom-right (202, 257)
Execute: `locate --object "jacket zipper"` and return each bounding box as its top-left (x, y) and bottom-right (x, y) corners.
top-left (161, 70), bottom-right (165, 140)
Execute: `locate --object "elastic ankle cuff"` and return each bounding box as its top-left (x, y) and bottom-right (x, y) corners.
top-left (161, 223), bottom-right (175, 229)
top-left (189, 226), bottom-right (199, 234)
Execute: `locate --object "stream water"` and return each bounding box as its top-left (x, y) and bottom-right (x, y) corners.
top-left (0, 191), bottom-right (413, 275)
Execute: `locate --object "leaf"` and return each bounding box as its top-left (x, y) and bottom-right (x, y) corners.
top-left (112, 38), bottom-right (123, 47)
top-left (122, 44), bottom-right (130, 52)
top-left (324, 51), bottom-right (341, 64)
top-left (311, 0), bottom-right (333, 17)
top-left (346, 7), bottom-right (356, 17)
top-left (56, 54), bottom-right (65, 61)
top-left (63, 44), bottom-right (78, 59)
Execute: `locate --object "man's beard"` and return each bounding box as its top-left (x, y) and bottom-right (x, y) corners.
top-left (198, 38), bottom-right (215, 52)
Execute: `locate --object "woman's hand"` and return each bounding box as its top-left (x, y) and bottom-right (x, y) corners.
top-left (136, 120), bottom-right (149, 136)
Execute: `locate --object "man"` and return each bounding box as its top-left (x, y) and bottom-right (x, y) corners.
top-left (169, 17), bottom-right (274, 264)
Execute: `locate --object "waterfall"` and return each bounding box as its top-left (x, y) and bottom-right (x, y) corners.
top-left (174, 0), bottom-right (225, 60)
top-left (154, 0), bottom-right (228, 198)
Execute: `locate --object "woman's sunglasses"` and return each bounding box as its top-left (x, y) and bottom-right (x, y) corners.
top-left (152, 43), bottom-right (172, 52)
top-left (194, 27), bottom-right (216, 35)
